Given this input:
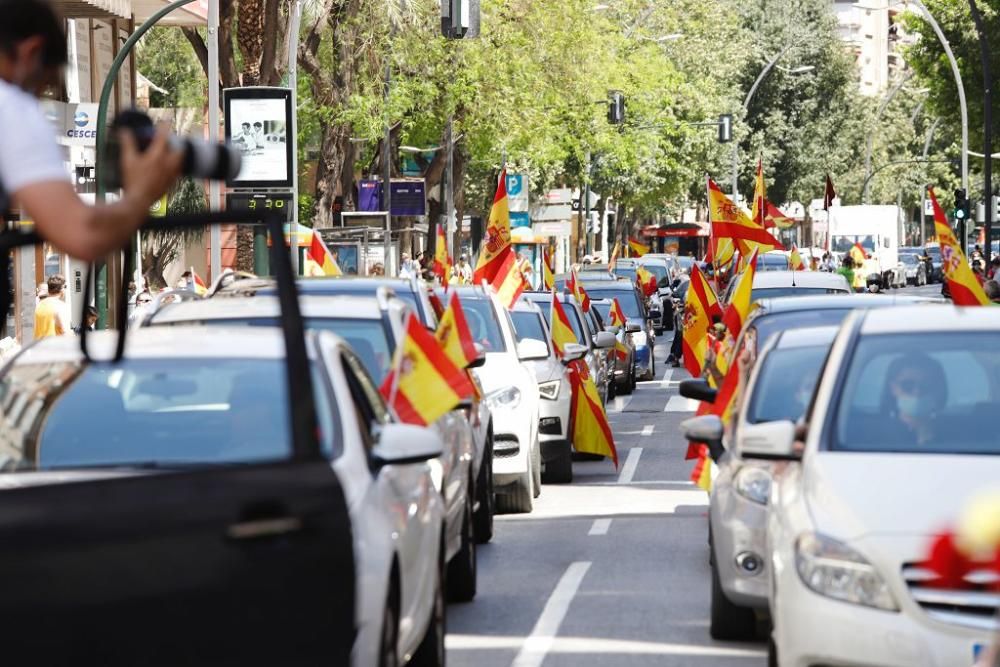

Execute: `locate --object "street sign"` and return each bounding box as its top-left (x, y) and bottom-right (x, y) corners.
top-left (511, 212), bottom-right (531, 229)
top-left (507, 173), bottom-right (529, 212)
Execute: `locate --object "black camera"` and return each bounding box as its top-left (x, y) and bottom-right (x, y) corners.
top-left (105, 110), bottom-right (241, 189)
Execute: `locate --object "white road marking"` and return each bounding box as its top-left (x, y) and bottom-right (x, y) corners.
top-left (663, 395), bottom-right (699, 412)
top-left (609, 395), bottom-right (632, 413)
top-left (617, 447), bottom-right (642, 484)
top-left (510, 561), bottom-right (592, 667)
top-left (449, 634), bottom-right (766, 658)
top-left (588, 518), bottom-right (612, 536)
top-left (640, 425), bottom-right (654, 436)
top-left (659, 368), bottom-right (673, 383)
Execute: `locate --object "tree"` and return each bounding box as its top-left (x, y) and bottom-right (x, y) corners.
top-left (140, 178), bottom-right (207, 288)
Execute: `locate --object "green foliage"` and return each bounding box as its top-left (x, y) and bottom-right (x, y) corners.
top-left (168, 177), bottom-right (207, 214)
top-left (135, 27), bottom-right (205, 111)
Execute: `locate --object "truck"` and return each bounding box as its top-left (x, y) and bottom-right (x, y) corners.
top-left (827, 205), bottom-right (907, 291)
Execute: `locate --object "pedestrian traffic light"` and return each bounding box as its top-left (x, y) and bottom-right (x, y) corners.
top-left (954, 189), bottom-right (970, 222)
top-left (607, 91), bottom-right (625, 126)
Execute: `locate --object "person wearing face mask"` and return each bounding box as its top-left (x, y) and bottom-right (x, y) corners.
top-left (0, 0), bottom-right (183, 263)
top-left (881, 354), bottom-right (947, 447)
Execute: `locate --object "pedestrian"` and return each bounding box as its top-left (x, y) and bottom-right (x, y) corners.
top-left (983, 280), bottom-right (1000, 304)
top-left (128, 291), bottom-right (153, 328)
top-left (33, 274), bottom-right (68, 338)
top-left (972, 260), bottom-right (986, 286)
top-left (836, 256), bottom-right (855, 291)
top-left (370, 262), bottom-right (385, 276)
top-left (0, 0), bottom-right (182, 262)
top-left (821, 253), bottom-right (835, 272)
top-left (456, 255), bottom-right (473, 284)
top-left (989, 257), bottom-right (1000, 280)
top-left (73, 305), bottom-right (97, 334)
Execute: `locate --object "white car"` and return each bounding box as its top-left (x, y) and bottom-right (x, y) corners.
top-left (723, 269), bottom-right (852, 303)
top-left (450, 286), bottom-right (542, 514)
top-left (741, 305), bottom-right (1000, 667)
top-left (0, 327), bottom-right (446, 666)
top-left (147, 293), bottom-right (487, 600)
top-left (509, 298), bottom-right (588, 484)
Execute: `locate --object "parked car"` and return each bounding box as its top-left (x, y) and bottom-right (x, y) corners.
top-left (445, 286), bottom-right (543, 514)
top-left (590, 296), bottom-right (638, 394)
top-left (743, 305), bottom-right (1000, 667)
top-left (578, 280), bottom-right (658, 380)
top-left (899, 251), bottom-right (928, 286)
top-left (147, 293), bottom-right (487, 599)
top-left (0, 326), bottom-right (446, 666)
top-left (509, 298), bottom-right (587, 483)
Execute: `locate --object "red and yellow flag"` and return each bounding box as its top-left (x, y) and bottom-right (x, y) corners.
top-left (849, 242), bottom-right (867, 266)
top-left (751, 159), bottom-right (766, 228)
top-left (380, 312), bottom-right (474, 426)
top-left (690, 445), bottom-right (712, 491)
top-left (609, 240), bottom-right (621, 270)
top-left (789, 244), bottom-right (805, 271)
top-left (436, 290), bottom-right (478, 369)
top-left (636, 265), bottom-right (657, 297)
top-left (433, 225), bottom-right (451, 285)
top-left (682, 264), bottom-right (722, 378)
top-left (568, 361), bottom-right (618, 467)
top-left (764, 200), bottom-right (796, 229)
top-left (542, 246), bottom-right (556, 291)
top-left (490, 248), bottom-right (529, 309)
top-left (929, 187), bottom-right (991, 306)
top-left (550, 291), bottom-right (578, 358)
top-left (722, 248), bottom-right (758, 336)
top-left (707, 177), bottom-right (784, 254)
top-left (305, 232), bottom-right (343, 276)
top-left (567, 269), bottom-right (591, 312)
top-left (628, 237), bottom-right (650, 257)
top-left (190, 267), bottom-right (208, 296)
top-left (706, 236), bottom-right (735, 269)
top-left (608, 297), bottom-right (627, 328)
top-left (473, 169), bottom-right (512, 285)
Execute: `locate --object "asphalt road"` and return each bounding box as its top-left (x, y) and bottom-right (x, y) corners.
top-left (446, 334), bottom-right (768, 667)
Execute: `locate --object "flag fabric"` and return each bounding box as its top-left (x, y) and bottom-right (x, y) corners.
top-left (435, 290), bottom-right (478, 369)
top-left (549, 290), bottom-right (578, 358)
top-left (628, 237), bottom-right (650, 257)
top-left (706, 236), bottom-right (735, 269)
top-left (305, 232), bottom-right (343, 276)
top-left (707, 177), bottom-right (784, 253)
top-left (608, 298), bottom-right (627, 328)
top-left (751, 159), bottom-right (766, 228)
top-left (721, 248), bottom-right (758, 336)
top-left (609, 240), bottom-right (621, 271)
top-left (567, 270), bottom-right (591, 312)
top-left (380, 312), bottom-right (474, 426)
top-left (490, 248), bottom-right (529, 309)
top-left (636, 265), bottom-right (657, 297)
top-left (764, 200), bottom-right (796, 229)
top-left (542, 246), bottom-right (556, 291)
top-left (190, 267), bottom-right (208, 296)
top-left (690, 445), bottom-right (712, 491)
top-left (567, 360), bottom-right (618, 467)
top-left (823, 174), bottom-right (837, 211)
top-left (929, 187), bottom-right (991, 306)
top-left (849, 242), bottom-right (867, 266)
top-left (789, 244), bottom-right (805, 271)
top-left (681, 264), bottom-right (722, 377)
top-left (473, 169), bottom-right (512, 285)
top-left (433, 225), bottom-right (451, 285)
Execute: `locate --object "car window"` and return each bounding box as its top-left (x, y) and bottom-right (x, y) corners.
top-left (752, 309), bottom-right (853, 352)
top-left (510, 311), bottom-right (550, 352)
top-left (461, 298), bottom-right (507, 352)
top-left (612, 267), bottom-right (637, 281)
top-left (340, 351), bottom-right (389, 451)
top-left (831, 332), bottom-right (1000, 455)
top-left (0, 359), bottom-right (337, 470)
top-left (592, 301), bottom-right (612, 323)
top-left (534, 300), bottom-right (587, 345)
top-left (640, 264), bottom-right (669, 281)
top-left (589, 288), bottom-right (643, 320)
top-left (746, 344), bottom-right (830, 424)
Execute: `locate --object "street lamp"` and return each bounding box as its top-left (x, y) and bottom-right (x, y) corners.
top-left (776, 65), bottom-right (815, 74)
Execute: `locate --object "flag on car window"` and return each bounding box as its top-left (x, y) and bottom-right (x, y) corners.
top-left (542, 246), bottom-right (556, 291)
top-left (566, 269), bottom-right (591, 312)
top-left (681, 264), bottom-right (722, 378)
top-left (474, 169), bottom-right (512, 285)
top-left (549, 291), bottom-right (578, 358)
top-left (705, 236), bottom-right (735, 269)
top-left (722, 248), bottom-right (758, 336)
top-left (608, 240), bottom-right (621, 271)
top-left (690, 445), bottom-right (712, 491)
top-left (190, 267), bottom-right (208, 296)
top-left (636, 265), bottom-right (657, 297)
top-left (490, 249), bottom-right (529, 309)
top-left (436, 291), bottom-right (478, 369)
top-left (305, 232), bottom-right (343, 276)
top-left (608, 298), bottom-right (627, 328)
top-left (380, 313), bottom-right (474, 426)
top-left (433, 224), bottom-right (451, 286)
top-left (627, 237), bottom-right (649, 257)
top-left (567, 361), bottom-right (618, 468)
top-left (789, 244), bottom-right (805, 271)
top-left (929, 187), bottom-right (991, 306)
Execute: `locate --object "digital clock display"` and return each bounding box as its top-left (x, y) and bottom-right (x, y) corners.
top-left (226, 193), bottom-right (294, 221)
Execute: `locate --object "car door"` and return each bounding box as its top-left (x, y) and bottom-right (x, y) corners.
top-left (0, 358), bottom-right (356, 666)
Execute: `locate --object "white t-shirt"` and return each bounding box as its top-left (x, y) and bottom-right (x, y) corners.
top-left (0, 80), bottom-right (68, 198)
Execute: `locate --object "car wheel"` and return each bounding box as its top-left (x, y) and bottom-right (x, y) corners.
top-left (473, 428), bottom-right (494, 544)
top-left (446, 491), bottom-right (477, 603)
top-left (531, 437), bottom-right (541, 498)
top-left (644, 349), bottom-right (656, 381)
top-left (411, 550), bottom-right (446, 667)
top-left (542, 440), bottom-right (573, 484)
top-left (710, 558), bottom-right (757, 641)
top-left (495, 459), bottom-right (533, 514)
top-left (378, 577), bottom-right (400, 667)
top-left (607, 373), bottom-right (617, 400)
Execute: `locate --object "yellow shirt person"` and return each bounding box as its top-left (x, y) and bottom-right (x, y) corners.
top-left (34, 275), bottom-right (69, 339)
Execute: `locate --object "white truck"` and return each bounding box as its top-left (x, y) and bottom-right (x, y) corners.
top-left (827, 205), bottom-right (907, 290)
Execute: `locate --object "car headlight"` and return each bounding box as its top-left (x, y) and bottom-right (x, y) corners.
top-left (794, 533), bottom-right (898, 611)
top-left (486, 386), bottom-right (521, 410)
top-left (538, 380), bottom-right (561, 400)
top-left (734, 466), bottom-right (771, 505)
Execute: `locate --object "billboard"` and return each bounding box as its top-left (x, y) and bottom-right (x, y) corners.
top-left (223, 87), bottom-right (293, 188)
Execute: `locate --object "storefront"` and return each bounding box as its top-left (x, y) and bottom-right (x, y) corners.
top-left (640, 222), bottom-right (709, 258)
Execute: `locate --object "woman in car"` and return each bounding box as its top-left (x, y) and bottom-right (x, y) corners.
top-left (879, 354), bottom-right (947, 447)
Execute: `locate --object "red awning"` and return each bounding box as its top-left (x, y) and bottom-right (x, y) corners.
top-left (641, 223), bottom-right (708, 238)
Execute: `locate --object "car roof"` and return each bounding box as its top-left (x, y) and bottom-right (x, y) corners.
top-left (774, 325), bottom-right (840, 349)
top-left (522, 290), bottom-right (572, 304)
top-left (149, 295), bottom-right (402, 325)
top-left (582, 281), bottom-right (640, 292)
top-left (752, 271), bottom-right (850, 289)
top-left (511, 298), bottom-right (543, 314)
top-left (293, 276), bottom-right (418, 293)
top-left (858, 304), bottom-right (1000, 334)
top-left (752, 293), bottom-right (940, 314)
top-left (14, 326), bottom-right (320, 365)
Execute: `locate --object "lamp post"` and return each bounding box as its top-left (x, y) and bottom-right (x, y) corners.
top-left (863, 70), bottom-right (914, 204)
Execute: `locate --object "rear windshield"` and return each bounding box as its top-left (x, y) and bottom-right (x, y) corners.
top-left (0, 359), bottom-right (336, 470)
top-left (461, 298), bottom-right (507, 352)
top-left (613, 267), bottom-right (637, 281)
top-left (588, 288), bottom-right (643, 320)
top-left (750, 309), bottom-right (853, 352)
top-left (751, 287), bottom-right (848, 301)
top-left (510, 311), bottom-right (550, 352)
top-left (747, 344), bottom-right (830, 424)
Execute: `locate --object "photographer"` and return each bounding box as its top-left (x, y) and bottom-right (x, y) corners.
top-left (0, 0), bottom-right (182, 262)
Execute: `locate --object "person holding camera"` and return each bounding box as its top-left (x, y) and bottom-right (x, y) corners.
top-left (0, 0), bottom-right (183, 262)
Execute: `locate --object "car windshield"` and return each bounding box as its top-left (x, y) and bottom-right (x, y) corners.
top-left (900, 254), bottom-right (918, 265)
top-left (461, 298), bottom-right (507, 352)
top-left (190, 317), bottom-right (394, 383)
top-left (510, 311), bottom-right (549, 350)
top-left (534, 300), bottom-right (587, 345)
top-left (677, 256), bottom-right (696, 272)
top-left (588, 288), bottom-right (643, 320)
top-left (751, 287), bottom-right (847, 301)
top-left (612, 267), bottom-right (637, 281)
top-left (263, 283), bottom-right (424, 324)
top-left (924, 246), bottom-right (941, 260)
top-left (639, 264), bottom-right (669, 281)
top-left (831, 332), bottom-right (1000, 455)
top-left (759, 254), bottom-right (789, 270)
top-left (0, 359), bottom-right (336, 470)
top-left (747, 344), bottom-right (830, 424)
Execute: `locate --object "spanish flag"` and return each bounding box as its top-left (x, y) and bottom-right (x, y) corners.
top-left (190, 267), bottom-right (208, 296)
top-left (568, 360), bottom-right (618, 467)
top-left (474, 169), bottom-right (512, 285)
top-left (490, 248), bottom-right (529, 309)
top-left (707, 177), bottom-right (784, 254)
top-left (432, 225), bottom-right (451, 285)
top-left (609, 240), bottom-right (621, 270)
top-left (628, 237), bottom-right (650, 257)
top-left (849, 242), bottom-right (867, 266)
top-left (765, 200), bottom-right (796, 229)
top-left (636, 265), bottom-right (657, 297)
top-left (608, 297), bottom-right (627, 328)
top-left (751, 159), bottom-right (766, 228)
top-left (380, 312), bottom-right (474, 426)
top-left (682, 264), bottom-right (722, 378)
top-left (305, 231), bottom-right (343, 276)
top-left (542, 246), bottom-right (556, 291)
top-left (929, 187), bottom-right (991, 306)
top-left (567, 269), bottom-right (591, 312)
top-left (789, 244), bottom-right (805, 271)
top-left (436, 290), bottom-right (478, 369)
top-left (550, 290), bottom-right (578, 358)
top-left (722, 248), bottom-right (758, 336)
top-left (690, 445), bottom-right (713, 491)
top-left (706, 236), bottom-right (735, 269)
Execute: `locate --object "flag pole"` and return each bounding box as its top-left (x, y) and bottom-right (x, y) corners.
top-left (707, 175), bottom-right (719, 291)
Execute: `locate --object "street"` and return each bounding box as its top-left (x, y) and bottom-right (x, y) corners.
top-left (447, 334), bottom-right (766, 667)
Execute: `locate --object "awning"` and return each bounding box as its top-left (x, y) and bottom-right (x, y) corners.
top-left (53, 0), bottom-right (132, 20)
top-left (641, 223), bottom-right (709, 238)
top-left (133, 0), bottom-right (208, 25)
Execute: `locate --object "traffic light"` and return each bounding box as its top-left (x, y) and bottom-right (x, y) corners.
top-left (607, 91), bottom-right (625, 126)
top-left (954, 189), bottom-right (970, 223)
top-left (718, 114), bottom-right (732, 143)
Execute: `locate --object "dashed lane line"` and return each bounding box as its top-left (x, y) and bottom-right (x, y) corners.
top-left (663, 395), bottom-right (699, 412)
top-left (510, 561), bottom-right (592, 667)
top-left (616, 447), bottom-right (643, 485)
top-left (640, 425), bottom-right (654, 436)
top-left (588, 518), bottom-right (612, 536)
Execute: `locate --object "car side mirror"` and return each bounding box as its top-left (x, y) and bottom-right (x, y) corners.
top-left (593, 331), bottom-right (616, 349)
top-left (468, 342), bottom-right (487, 368)
top-left (371, 423), bottom-right (443, 468)
top-left (679, 378), bottom-right (717, 404)
top-left (605, 324), bottom-right (621, 335)
top-left (517, 338), bottom-right (549, 361)
top-left (739, 420), bottom-right (799, 460)
top-left (680, 415), bottom-right (725, 463)
top-left (561, 342), bottom-right (588, 363)
top-left (625, 322), bottom-right (641, 334)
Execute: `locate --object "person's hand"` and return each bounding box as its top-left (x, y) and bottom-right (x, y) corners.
top-left (118, 125), bottom-right (184, 209)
